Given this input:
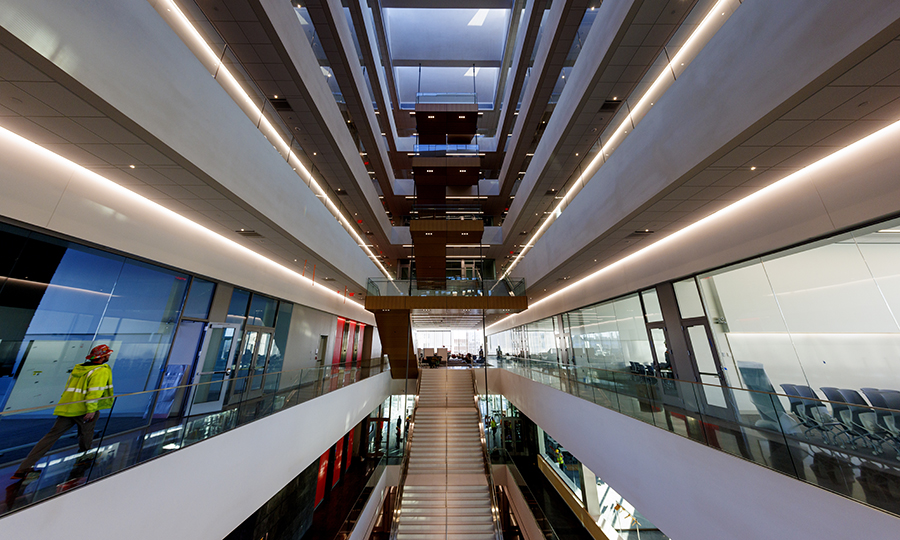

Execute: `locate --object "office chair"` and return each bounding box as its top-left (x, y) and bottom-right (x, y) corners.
top-left (781, 384), bottom-right (828, 441)
top-left (876, 389), bottom-right (900, 458)
top-left (821, 387), bottom-right (875, 451)
top-left (838, 388), bottom-right (887, 454)
top-left (861, 388), bottom-right (900, 455)
top-left (790, 385), bottom-right (846, 446)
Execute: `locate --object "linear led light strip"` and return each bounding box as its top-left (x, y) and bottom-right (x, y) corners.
top-left (487, 118), bottom-right (900, 332)
top-left (0, 125), bottom-right (369, 312)
top-left (160, 0), bottom-right (392, 280)
top-left (501, 0), bottom-right (738, 280)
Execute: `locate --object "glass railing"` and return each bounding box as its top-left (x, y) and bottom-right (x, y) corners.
top-left (388, 375), bottom-right (421, 540)
top-left (489, 449), bottom-right (560, 540)
top-left (0, 362), bottom-right (388, 516)
top-left (495, 357), bottom-right (900, 517)
top-left (416, 92), bottom-right (477, 105)
top-left (413, 143), bottom-right (479, 156)
top-left (366, 278), bottom-right (526, 297)
top-left (334, 456), bottom-right (388, 540)
top-left (473, 380), bottom-right (504, 540)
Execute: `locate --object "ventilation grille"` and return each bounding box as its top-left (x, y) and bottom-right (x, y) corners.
top-left (600, 100), bottom-right (621, 112)
top-left (236, 230), bottom-right (263, 237)
top-left (269, 98), bottom-right (292, 111)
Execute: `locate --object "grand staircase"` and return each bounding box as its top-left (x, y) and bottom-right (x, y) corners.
top-left (395, 369), bottom-right (498, 540)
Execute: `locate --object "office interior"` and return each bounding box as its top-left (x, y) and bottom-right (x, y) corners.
top-left (2, 0), bottom-right (900, 539)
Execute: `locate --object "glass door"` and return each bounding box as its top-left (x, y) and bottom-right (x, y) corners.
top-left (683, 320), bottom-right (730, 414)
top-left (187, 323), bottom-right (242, 415)
top-left (646, 325), bottom-right (672, 376)
top-left (229, 329), bottom-right (273, 402)
top-left (249, 332), bottom-right (272, 392)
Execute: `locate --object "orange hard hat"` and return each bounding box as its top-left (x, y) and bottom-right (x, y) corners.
top-left (86, 344), bottom-right (114, 360)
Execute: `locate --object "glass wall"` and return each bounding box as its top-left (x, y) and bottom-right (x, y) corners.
top-left (566, 294), bottom-right (653, 371)
top-left (525, 317), bottom-right (556, 360)
top-left (492, 216), bottom-right (900, 398)
top-left (0, 224), bottom-right (188, 417)
top-left (488, 214), bottom-right (900, 516)
top-left (415, 329), bottom-right (484, 356)
top-left (697, 217), bottom-right (900, 417)
top-left (540, 431), bottom-right (582, 498)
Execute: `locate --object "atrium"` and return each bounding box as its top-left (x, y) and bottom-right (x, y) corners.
top-left (1, 0), bottom-right (900, 539)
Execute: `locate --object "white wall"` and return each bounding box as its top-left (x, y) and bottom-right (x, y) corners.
top-left (492, 113), bottom-right (900, 334)
top-left (284, 304), bottom-right (342, 370)
top-left (0, 371), bottom-right (392, 540)
top-left (500, 0), bottom-right (900, 332)
top-left (477, 368), bottom-right (900, 540)
top-left (0, 125), bottom-right (375, 325)
top-left (0, 0), bottom-right (382, 289)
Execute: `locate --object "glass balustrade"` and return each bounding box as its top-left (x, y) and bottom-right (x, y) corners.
top-left (0, 363), bottom-right (387, 516)
top-left (366, 278), bottom-right (525, 297)
top-left (496, 357), bottom-right (900, 516)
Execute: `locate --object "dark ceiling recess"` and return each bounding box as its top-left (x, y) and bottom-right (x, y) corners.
top-left (268, 98), bottom-right (293, 111)
top-left (600, 100), bottom-right (621, 112)
top-left (236, 230), bottom-right (264, 237)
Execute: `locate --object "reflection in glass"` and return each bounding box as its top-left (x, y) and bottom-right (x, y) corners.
top-left (183, 279), bottom-right (215, 319)
top-left (247, 294), bottom-right (277, 327)
top-left (226, 289), bottom-right (250, 325)
top-left (673, 278), bottom-right (705, 319)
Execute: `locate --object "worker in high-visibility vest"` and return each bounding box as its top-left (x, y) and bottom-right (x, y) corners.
top-left (10, 344), bottom-right (115, 482)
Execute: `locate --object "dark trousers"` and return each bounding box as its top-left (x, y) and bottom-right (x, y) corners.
top-left (15, 415), bottom-right (98, 475)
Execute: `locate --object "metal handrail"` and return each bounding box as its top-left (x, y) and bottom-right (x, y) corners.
top-left (388, 373), bottom-right (422, 540)
top-left (333, 456), bottom-right (388, 540)
top-left (0, 363), bottom-right (381, 417)
top-left (497, 356), bottom-right (900, 413)
top-left (492, 448), bottom-right (561, 540)
top-left (472, 371), bottom-right (504, 540)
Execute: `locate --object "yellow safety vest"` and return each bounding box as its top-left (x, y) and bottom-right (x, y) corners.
top-left (53, 363), bottom-right (114, 417)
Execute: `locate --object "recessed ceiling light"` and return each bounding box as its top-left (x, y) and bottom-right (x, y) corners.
top-left (129, 164), bottom-right (135, 169)
top-left (750, 166), bottom-right (756, 170)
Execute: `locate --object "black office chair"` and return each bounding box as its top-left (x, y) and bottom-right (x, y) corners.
top-left (781, 384), bottom-right (826, 440)
top-left (862, 388), bottom-right (899, 455)
top-left (876, 390), bottom-right (900, 458)
top-left (838, 388), bottom-right (886, 454)
top-left (790, 385), bottom-right (846, 445)
top-left (820, 387), bottom-right (871, 450)
top-left (861, 388), bottom-right (894, 431)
